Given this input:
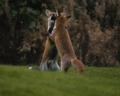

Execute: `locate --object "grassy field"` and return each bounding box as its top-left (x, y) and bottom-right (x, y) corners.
top-left (0, 65), bottom-right (120, 96)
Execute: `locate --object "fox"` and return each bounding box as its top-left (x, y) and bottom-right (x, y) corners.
top-left (39, 10), bottom-right (60, 71)
top-left (53, 8), bottom-right (85, 72)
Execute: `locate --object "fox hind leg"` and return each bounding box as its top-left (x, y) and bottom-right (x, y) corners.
top-left (39, 38), bottom-right (51, 70)
top-left (61, 58), bottom-right (71, 72)
top-left (71, 58), bottom-right (85, 73)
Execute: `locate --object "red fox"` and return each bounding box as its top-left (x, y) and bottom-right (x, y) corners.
top-left (53, 8), bottom-right (85, 72)
top-left (39, 10), bottom-right (60, 71)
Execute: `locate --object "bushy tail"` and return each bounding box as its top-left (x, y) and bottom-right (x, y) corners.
top-left (71, 58), bottom-right (85, 73)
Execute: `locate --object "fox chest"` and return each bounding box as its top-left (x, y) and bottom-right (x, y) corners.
top-left (55, 35), bottom-right (73, 56)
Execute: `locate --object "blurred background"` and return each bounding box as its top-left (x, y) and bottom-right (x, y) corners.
top-left (0, 0), bottom-right (120, 66)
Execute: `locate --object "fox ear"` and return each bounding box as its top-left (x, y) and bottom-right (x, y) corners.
top-left (56, 10), bottom-right (60, 16)
top-left (45, 9), bottom-right (52, 16)
top-left (56, 6), bottom-right (64, 16)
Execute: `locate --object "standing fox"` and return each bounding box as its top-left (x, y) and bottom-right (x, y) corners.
top-left (53, 8), bottom-right (85, 72)
top-left (39, 10), bottom-right (60, 71)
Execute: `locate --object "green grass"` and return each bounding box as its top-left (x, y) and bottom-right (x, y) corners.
top-left (0, 65), bottom-right (120, 96)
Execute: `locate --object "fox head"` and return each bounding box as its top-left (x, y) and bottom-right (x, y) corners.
top-left (55, 7), bottom-right (71, 29)
top-left (45, 9), bottom-right (57, 35)
top-left (46, 7), bottom-right (71, 34)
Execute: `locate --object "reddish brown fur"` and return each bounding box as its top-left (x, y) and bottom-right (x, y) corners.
top-left (40, 37), bottom-right (51, 64)
top-left (54, 15), bottom-right (85, 72)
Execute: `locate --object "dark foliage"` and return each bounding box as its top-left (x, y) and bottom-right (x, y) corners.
top-left (0, 0), bottom-right (120, 66)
